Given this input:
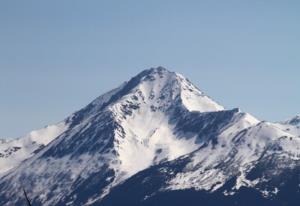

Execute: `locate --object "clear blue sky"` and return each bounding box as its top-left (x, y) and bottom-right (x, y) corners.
top-left (1, 0), bottom-right (300, 138)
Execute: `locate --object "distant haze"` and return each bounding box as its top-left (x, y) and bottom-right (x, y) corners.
top-left (1, 0), bottom-right (300, 137)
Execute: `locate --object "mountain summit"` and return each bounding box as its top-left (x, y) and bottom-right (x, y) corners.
top-left (88, 66), bottom-right (224, 114)
top-left (0, 67), bottom-right (300, 206)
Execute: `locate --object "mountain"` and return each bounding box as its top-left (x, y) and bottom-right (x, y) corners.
top-left (0, 122), bottom-right (68, 175)
top-left (282, 115), bottom-right (300, 126)
top-left (0, 67), bottom-right (300, 206)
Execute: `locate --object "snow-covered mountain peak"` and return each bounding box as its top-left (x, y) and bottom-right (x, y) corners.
top-left (283, 115), bottom-right (300, 125)
top-left (95, 67), bottom-right (225, 114)
top-left (92, 67), bottom-right (226, 178)
top-left (0, 122), bottom-right (68, 175)
top-left (5, 68), bottom-right (300, 206)
top-left (67, 67), bottom-right (224, 134)
top-left (0, 68), bottom-right (231, 205)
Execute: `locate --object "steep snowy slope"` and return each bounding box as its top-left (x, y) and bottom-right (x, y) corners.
top-left (0, 122), bottom-right (68, 175)
top-left (101, 118), bottom-right (300, 206)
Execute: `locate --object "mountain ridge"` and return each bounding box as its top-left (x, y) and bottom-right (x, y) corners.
top-left (0, 67), bottom-right (299, 206)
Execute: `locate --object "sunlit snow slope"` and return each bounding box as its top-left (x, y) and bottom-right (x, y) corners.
top-left (0, 122), bottom-right (68, 175)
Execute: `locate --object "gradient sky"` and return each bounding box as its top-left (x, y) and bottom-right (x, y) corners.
top-left (1, 0), bottom-right (300, 138)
